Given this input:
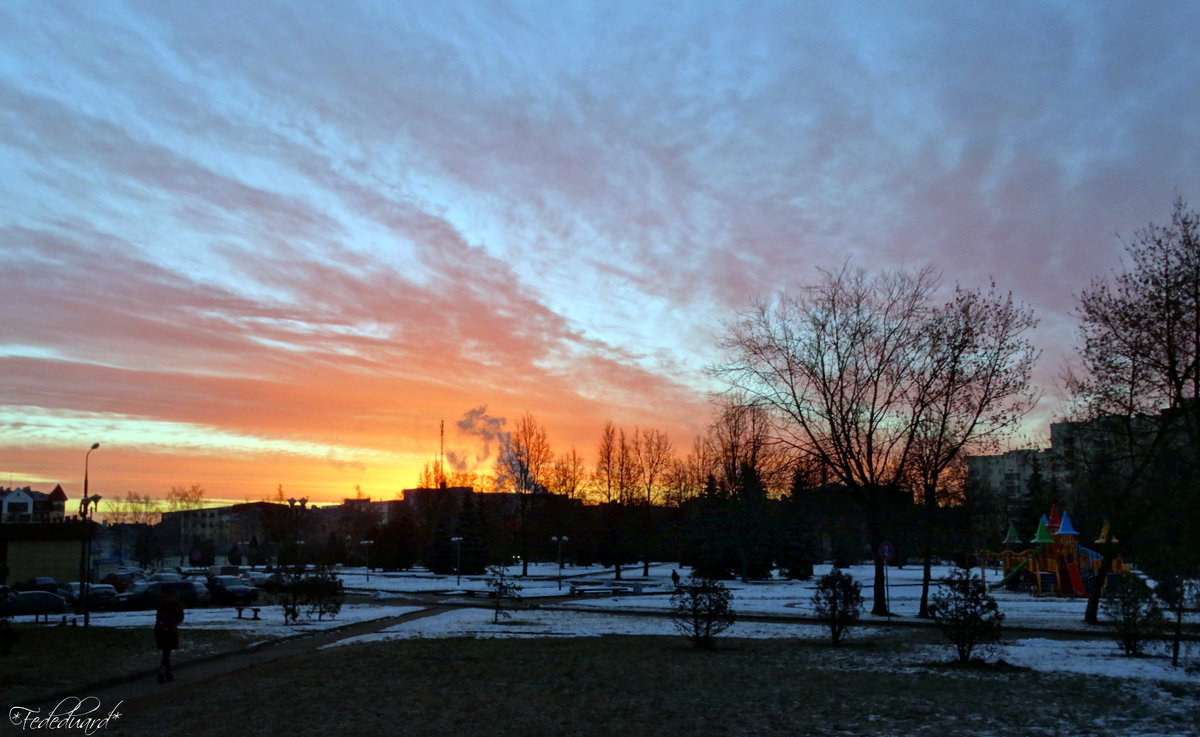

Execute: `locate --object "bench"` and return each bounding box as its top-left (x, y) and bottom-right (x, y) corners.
top-left (568, 584), bottom-right (631, 597)
top-left (235, 607), bottom-right (261, 620)
top-left (567, 580), bottom-right (658, 596)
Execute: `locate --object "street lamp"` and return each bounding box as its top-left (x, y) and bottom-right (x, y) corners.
top-left (451, 536), bottom-right (464, 586)
top-left (79, 442), bottom-right (101, 627)
top-left (360, 539), bottom-right (374, 582)
top-left (552, 535), bottom-right (569, 590)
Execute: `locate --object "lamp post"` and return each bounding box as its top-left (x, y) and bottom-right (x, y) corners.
top-left (360, 539), bottom-right (374, 582)
top-left (552, 535), bottom-right (569, 590)
top-left (80, 442), bottom-right (100, 627)
top-left (451, 536), bottom-right (463, 586)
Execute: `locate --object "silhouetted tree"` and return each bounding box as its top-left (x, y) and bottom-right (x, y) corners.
top-left (495, 413), bottom-right (552, 575)
top-left (906, 283), bottom-right (1039, 617)
top-left (1067, 198), bottom-right (1200, 623)
top-left (716, 264), bottom-right (937, 614)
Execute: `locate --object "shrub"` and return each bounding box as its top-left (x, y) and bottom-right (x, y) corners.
top-left (811, 569), bottom-right (864, 645)
top-left (670, 575), bottom-right (735, 649)
top-left (302, 566), bottom-right (344, 622)
top-left (486, 566), bottom-right (523, 624)
top-left (928, 568), bottom-right (1004, 663)
top-left (276, 567), bottom-right (344, 624)
top-left (1102, 572), bottom-right (1164, 657)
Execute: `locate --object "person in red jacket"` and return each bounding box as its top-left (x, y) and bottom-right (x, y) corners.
top-left (154, 592), bottom-right (185, 684)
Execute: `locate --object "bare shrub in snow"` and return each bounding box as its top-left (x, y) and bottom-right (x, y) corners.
top-left (811, 568), bottom-right (864, 645)
top-left (670, 575), bottom-right (735, 649)
top-left (1102, 572), bottom-right (1164, 656)
top-left (929, 569), bottom-right (1004, 663)
top-left (486, 566), bottom-right (523, 624)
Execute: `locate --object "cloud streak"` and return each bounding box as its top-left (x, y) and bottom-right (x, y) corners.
top-left (1, 2), bottom-right (1197, 500)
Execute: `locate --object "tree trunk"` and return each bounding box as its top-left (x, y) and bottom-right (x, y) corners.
top-left (919, 555), bottom-right (933, 618)
top-left (873, 554), bottom-right (888, 616)
top-left (1172, 575), bottom-right (1184, 668)
top-left (1085, 551), bottom-right (1114, 624)
top-left (918, 481), bottom-right (936, 618)
top-left (867, 516), bottom-right (888, 616)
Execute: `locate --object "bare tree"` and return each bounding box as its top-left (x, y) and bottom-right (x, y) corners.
top-left (416, 461), bottom-right (442, 489)
top-left (907, 283), bottom-right (1040, 616)
top-left (634, 428), bottom-right (672, 506)
top-left (634, 427), bottom-right (673, 576)
top-left (165, 483), bottom-right (206, 512)
top-left (707, 398), bottom-right (792, 494)
top-left (1069, 198), bottom-right (1200, 625)
top-left (615, 427), bottom-right (637, 505)
top-left (495, 412), bottom-right (552, 494)
top-left (715, 264), bottom-right (938, 615)
top-left (663, 435), bottom-right (711, 506)
top-left (551, 446), bottom-right (586, 499)
top-left (593, 421), bottom-right (617, 503)
top-left (494, 412), bottom-right (552, 575)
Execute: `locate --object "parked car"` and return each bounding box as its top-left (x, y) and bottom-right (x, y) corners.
top-left (57, 583), bottom-right (119, 611)
top-left (100, 569), bottom-right (145, 593)
top-left (1, 590), bottom-right (67, 617)
top-left (207, 565), bottom-right (244, 578)
top-left (16, 576), bottom-right (59, 594)
top-left (246, 571), bottom-right (272, 588)
top-left (259, 571), bottom-right (300, 592)
top-left (188, 580), bottom-right (211, 605)
top-left (147, 571), bottom-right (184, 583)
top-left (207, 575), bottom-right (258, 605)
top-left (114, 580), bottom-right (198, 610)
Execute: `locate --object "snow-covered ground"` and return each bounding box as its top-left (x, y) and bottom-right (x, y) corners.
top-left (11, 562), bottom-right (1196, 685)
top-left (73, 602), bottom-right (425, 639)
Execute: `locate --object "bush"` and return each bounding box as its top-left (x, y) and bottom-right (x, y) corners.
top-left (928, 568), bottom-right (1004, 663)
top-left (670, 575), bottom-right (735, 649)
top-left (276, 567), bottom-right (344, 624)
top-left (811, 569), bottom-right (864, 645)
top-left (1102, 573), bottom-right (1164, 657)
top-left (486, 566), bottom-right (523, 624)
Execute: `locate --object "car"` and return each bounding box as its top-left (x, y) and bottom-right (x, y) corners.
top-left (114, 580), bottom-right (198, 610)
top-left (57, 583), bottom-right (119, 611)
top-left (16, 576), bottom-right (59, 594)
top-left (246, 571), bottom-right (272, 588)
top-left (259, 571), bottom-right (300, 592)
top-left (100, 569), bottom-right (145, 593)
top-left (188, 580), bottom-right (211, 605)
top-left (207, 575), bottom-right (258, 605)
top-left (0, 590), bottom-right (67, 617)
top-left (207, 565), bottom-right (244, 578)
top-left (147, 571), bottom-right (184, 583)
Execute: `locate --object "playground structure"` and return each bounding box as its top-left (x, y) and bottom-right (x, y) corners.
top-left (979, 506), bottom-right (1128, 597)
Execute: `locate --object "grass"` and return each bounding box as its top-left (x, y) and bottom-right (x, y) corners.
top-left (0, 621), bottom-right (258, 705)
top-left (65, 633), bottom-right (1200, 737)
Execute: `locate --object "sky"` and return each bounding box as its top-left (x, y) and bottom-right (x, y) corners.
top-left (2, 1), bottom-right (1198, 507)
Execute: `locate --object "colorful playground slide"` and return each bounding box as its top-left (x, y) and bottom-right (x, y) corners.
top-left (1066, 561), bottom-right (1087, 597)
top-left (988, 557), bottom-right (1030, 590)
